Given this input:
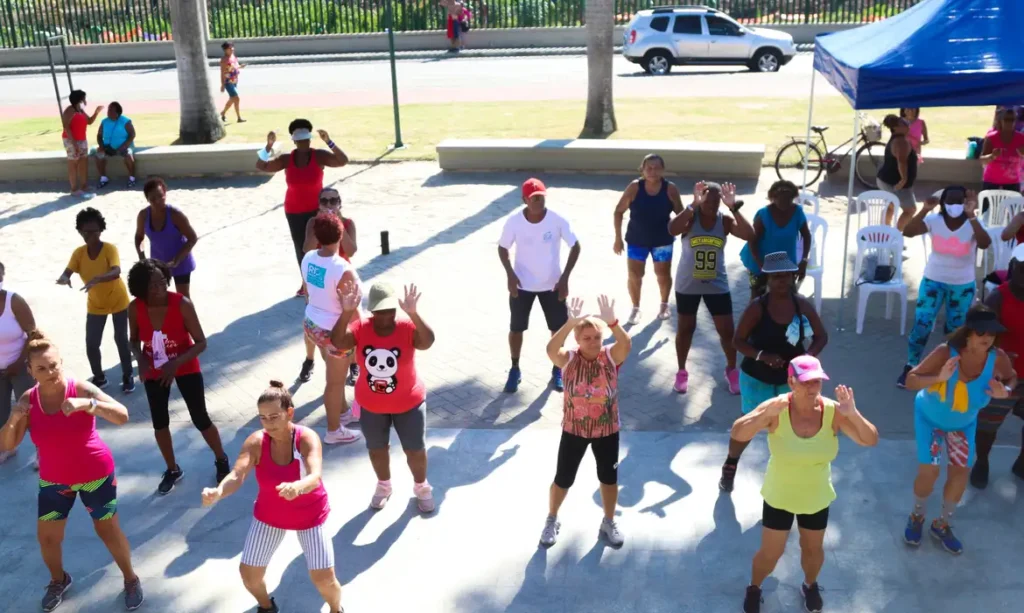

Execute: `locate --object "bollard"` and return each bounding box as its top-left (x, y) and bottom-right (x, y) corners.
top-left (381, 230), bottom-right (390, 255)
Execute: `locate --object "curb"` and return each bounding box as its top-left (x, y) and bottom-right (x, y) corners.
top-left (0, 44), bottom-right (813, 77)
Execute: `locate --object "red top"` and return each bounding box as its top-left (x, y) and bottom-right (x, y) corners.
top-left (351, 316), bottom-right (426, 414)
top-left (253, 425), bottom-right (330, 530)
top-left (29, 378), bottom-right (115, 485)
top-left (998, 283), bottom-right (1024, 378)
top-left (284, 150), bottom-right (324, 215)
top-left (62, 111), bottom-right (88, 141)
top-left (135, 292), bottom-right (201, 380)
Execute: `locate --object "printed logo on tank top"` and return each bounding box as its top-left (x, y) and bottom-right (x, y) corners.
top-left (305, 263), bottom-right (327, 289)
top-left (689, 235), bottom-right (725, 280)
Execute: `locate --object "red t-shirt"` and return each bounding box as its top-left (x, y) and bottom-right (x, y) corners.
top-left (350, 316), bottom-right (425, 414)
top-left (997, 283), bottom-right (1024, 378)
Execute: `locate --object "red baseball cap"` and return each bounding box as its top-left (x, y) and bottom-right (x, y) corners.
top-left (522, 178), bottom-right (546, 200)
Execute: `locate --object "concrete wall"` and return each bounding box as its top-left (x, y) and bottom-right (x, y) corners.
top-left (0, 24), bottom-right (855, 68)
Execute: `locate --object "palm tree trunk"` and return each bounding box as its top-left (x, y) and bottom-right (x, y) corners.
top-left (581, 0), bottom-right (617, 138)
top-left (170, 0), bottom-right (224, 144)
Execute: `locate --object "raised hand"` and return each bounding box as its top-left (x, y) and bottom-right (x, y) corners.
top-left (965, 190), bottom-right (979, 218)
top-left (922, 196), bottom-right (940, 212)
top-left (201, 487), bottom-right (222, 507)
top-left (937, 356), bottom-right (960, 382)
top-left (835, 385), bottom-right (856, 414)
top-left (337, 280), bottom-right (361, 312)
top-left (567, 296), bottom-right (584, 320)
top-left (692, 181), bottom-right (707, 204)
top-left (721, 182), bottom-right (737, 210)
top-left (317, 129), bottom-right (331, 144)
top-left (265, 131), bottom-right (276, 151)
top-left (986, 378), bottom-right (1011, 399)
top-left (399, 284), bottom-right (421, 315)
top-left (596, 294), bottom-right (616, 325)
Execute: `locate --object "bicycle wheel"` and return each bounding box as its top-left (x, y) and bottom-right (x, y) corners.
top-left (854, 141), bottom-right (885, 189)
top-left (775, 140), bottom-right (824, 187)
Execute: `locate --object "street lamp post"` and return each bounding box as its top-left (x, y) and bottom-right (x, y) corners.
top-left (385, 0), bottom-right (404, 150)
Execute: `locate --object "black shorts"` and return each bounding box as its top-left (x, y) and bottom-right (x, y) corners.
top-left (554, 431), bottom-right (619, 489)
top-left (676, 291), bottom-right (733, 316)
top-left (762, 500), bottom-right (829, 531)
top-left (173, 273), bottom-right (191, 286)
top-left (510, 290), bottom-right (568, 333)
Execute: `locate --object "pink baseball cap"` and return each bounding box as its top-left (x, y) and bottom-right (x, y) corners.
top-left (788, 355), bottom-right (829, 382)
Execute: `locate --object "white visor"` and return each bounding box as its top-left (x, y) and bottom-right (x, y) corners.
top-left (291, 128), bottom-right (312, 141)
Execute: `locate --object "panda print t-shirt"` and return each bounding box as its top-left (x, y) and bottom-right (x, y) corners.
top-left (349, 315), bottom-right (426, 414)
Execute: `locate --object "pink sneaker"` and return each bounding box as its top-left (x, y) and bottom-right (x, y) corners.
top-left (414, 482), bottom-right (435, 514)
top-left (725, 367), bottom-right (740, 395)
top-left (673, 369), bottom-right (689, 394)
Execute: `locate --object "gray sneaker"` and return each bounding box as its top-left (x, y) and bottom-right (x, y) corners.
top-left (124, 577), bottom-right (144, 610)
top-left (539, 515), bottom-right (560, 547)
top-left (600, 518), bottom-right (624, 547)
top-left (41, 572), bottom-right (72, 612)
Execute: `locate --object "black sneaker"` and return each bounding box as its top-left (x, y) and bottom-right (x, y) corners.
top-left (41, 572), bottom-right (72, 612)
top-left (215, 457), bottom-right (231, 484)
top-left (896, 364), bottom-right (912, 389)
top-left (743, 585), bottom-right (762, 613)
top-left (299, 358), bottom-right (315, 383)
top-left (802, 582), bottom-right (824, 613)
top-left (122, 375), bottom-right (136, 394)
top-left (256, 597), bottom-right (280, 613)
top-left (347, 363), bottom-right (359, 387)
top-left (719, 462), bottom-right (737, 493)
top-left (970, 459), bottom-right (990, 489)
top-left (90, 375), bottom-right (109, 389)
top-left (158, 466), bottom-right (184, 495)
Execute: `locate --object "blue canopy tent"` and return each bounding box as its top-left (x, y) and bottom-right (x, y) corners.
top-left (805, 0), bottom-right (1024, 327)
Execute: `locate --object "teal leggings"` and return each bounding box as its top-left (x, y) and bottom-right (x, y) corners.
top-left (907, 277), bottom-right (975, 366)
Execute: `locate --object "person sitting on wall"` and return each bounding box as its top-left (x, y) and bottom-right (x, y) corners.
top-left (94, 102), bottom-right (137, 189)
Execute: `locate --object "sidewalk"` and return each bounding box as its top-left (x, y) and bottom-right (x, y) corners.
top-left (0, 424), bottom-right (1020, 612)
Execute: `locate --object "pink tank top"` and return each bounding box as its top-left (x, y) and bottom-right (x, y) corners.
top-left (29, 379), bottom-right (115, 485)
top-left (907, 119), bottom-right (924, 156)
top-left (253, 425), bottom-right (330, 530)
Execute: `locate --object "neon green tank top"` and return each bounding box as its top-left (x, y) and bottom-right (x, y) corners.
top-left (761, 396), bottom-right (839, 515)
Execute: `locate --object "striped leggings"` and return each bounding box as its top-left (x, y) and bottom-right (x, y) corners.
top-left (240, 518), bottom-right (335, 571)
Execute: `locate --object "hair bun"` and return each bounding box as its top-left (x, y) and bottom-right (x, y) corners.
top-left (268, 379), bottom-right (285, 389)
top-left (27, 329), bottom-right (47, 342)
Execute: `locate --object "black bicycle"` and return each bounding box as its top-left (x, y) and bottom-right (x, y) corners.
top-left (774, 116), bottom-right (885, 189)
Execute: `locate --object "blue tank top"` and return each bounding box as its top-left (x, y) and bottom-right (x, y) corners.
top-left (740, 205), bottom-right (807, 274)
top-left (624, 179), bottom-right (674, 248)
top-left (915, 346), bottom-right (996, 431)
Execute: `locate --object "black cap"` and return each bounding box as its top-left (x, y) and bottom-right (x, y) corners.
top-left (965, 308), bottom-right (1007, 335)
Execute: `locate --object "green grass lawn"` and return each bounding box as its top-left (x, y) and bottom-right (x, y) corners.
top-left (0, 98), bottom-right (992, 162)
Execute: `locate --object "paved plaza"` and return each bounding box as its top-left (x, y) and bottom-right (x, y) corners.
top-left (1, 162), bottom-right (1022, 612)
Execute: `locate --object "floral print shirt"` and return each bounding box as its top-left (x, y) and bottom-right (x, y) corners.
top-left (562, 347), bottom-right (620, 439)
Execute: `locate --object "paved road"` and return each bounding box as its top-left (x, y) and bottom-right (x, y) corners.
top-left (0, 54), bottom-right (833, 118)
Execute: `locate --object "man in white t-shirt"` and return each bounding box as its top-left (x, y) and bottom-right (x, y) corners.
top-left (498, 178), bottom-right (581, 393)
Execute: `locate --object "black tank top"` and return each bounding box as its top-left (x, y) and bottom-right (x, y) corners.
top-left (877, 135), bottom-right (918, 187)
top-left (740, 294), bottom-right (807, 385)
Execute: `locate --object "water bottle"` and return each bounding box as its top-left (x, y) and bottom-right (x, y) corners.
top-left (966, 140), bottom-right (978, 159)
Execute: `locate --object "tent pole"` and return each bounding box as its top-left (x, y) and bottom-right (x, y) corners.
top-left (836, 112), bottom-right (860, 332)
top-left (801, 69), bottom-right (817, 191)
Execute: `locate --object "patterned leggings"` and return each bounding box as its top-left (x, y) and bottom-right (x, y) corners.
top-left (907, 277), bottom-right (976, 366)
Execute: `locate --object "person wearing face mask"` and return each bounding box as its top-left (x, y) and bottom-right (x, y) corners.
top-left (60, 89), bottom-right (103, 198)
top-left (901, 305), bottom-right (1015, 555)
top-left (668, 181), bottom-right (755, 395)
top-left (538, 295), bottom-right (631, 549)
top-left (731, 358), bottom-right (878, 613)
top-left (876, 114), bottom-right (919, 230)
top-left (134, 177), bottom-right (198, 299)
top-left (0, 261), bottom-right (37, 464)
top-left (256, 119), bottom-right (349, 298)
top-left (898, 188), bottom-right (992, 388)
top-left (739, 180), bottom-right (812, 301)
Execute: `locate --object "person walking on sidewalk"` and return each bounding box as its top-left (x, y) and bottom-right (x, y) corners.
top-left (669, 181), bottom-right (755, 395)
top-left (61, 89), bottom-right (102, 198)
top-left (134, 178), bottom-right (198, 299)
top-left (0, 331), bottom-right (144, 611)
top-left (301, 213), bottom-right (361, 446)
top-left (94, 102), bottom-right (137, 189)
top-left (56, 207), bottom-right (135, 393)
top-left (202, 381), bottom-right (343, 613)
top-left (331, 281), bottom-right (437, 513)
top-left (498, 178), bottom-right (581, 393)
top-left (897, 188), bottom-right (991, 388)
top-left (902, 305), bottom-right (1015, 555)
top-left (539, 295), bottom-right (631, 549)
top-left (732, 359), bottom-right (878, 613)
top-left (0, 261), bottom-right (37, 464)
top-left (739, 180), bottom-right (811, 301)
top-left (256, 121), bottom-right (349, 298)
top-left (973, 246), bottom-right (1024, 488)
top-left (719, 252), bottom-right (828, 493)
top-left (219, 42), bottom-right (246, 124)
top-left (613, 154), bottom-right (684, 325)
top-left (126, 259), bottom-right (230, 496)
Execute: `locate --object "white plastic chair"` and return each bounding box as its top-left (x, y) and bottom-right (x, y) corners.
top-left (979, 189), bottom-right (1020, 226)
top-left (797, 190), bottom-right (820, 215)
top-left (798, 213), bottom-right (828, 313)
top-left (997, 195), bottom-right (1024, 226)
top-left (855, 190), bottom-right (899, 229)
top-left (854, 225), bottom-right (907, 335)
top-left (982, 225), bottom-right (1012, 277)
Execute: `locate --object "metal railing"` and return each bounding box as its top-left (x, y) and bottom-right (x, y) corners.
top-left (0, 0), bottom-right (920, 48)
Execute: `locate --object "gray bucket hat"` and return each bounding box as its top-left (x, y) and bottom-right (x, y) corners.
top-left (761, 251), bottom-right (800, 274)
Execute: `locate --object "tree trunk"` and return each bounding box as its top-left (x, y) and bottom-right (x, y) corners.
top-left (581, 0), bottom-right (617, 138)
top-left (170, 0), bottom-right (224, 144)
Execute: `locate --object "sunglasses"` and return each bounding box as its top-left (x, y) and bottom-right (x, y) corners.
top-left (319, 197), bottom-right (341, 205)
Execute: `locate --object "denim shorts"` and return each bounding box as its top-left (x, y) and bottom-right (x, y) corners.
top-left (224, 81), bottom-right (239, 98)
top-left (627, 244), bottom-right (673, 263)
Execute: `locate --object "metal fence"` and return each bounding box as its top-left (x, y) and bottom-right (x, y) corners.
top-left (0, 0), bottom-right (920, 48)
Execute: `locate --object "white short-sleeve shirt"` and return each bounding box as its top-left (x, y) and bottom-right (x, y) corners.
top-left (923, 213), bottom-right (980, 286)
top-left (498, 208), bottom-right (578, 293)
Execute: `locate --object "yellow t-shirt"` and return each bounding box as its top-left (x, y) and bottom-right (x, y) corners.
top-left (67, 243), bottom-right (131, 315)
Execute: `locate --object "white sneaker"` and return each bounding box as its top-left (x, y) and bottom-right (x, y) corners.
top-left (0, 449), bottom-right (15, 464)
top-left (539, 515), bottom-right (560, 547)
top-left (600, 518), bottom-right (624, 547)
top-left (414, 482), bottom-right (435, 514)
top-left (657, 302), bottom-right (672, 320)
top-left (324, 427), bottom-right (362, 445)
top-left (370, 481), bottom-right (392, 510)
top-left (627, 307), bottom-right (642, 325)
top-left (340, 409), bottom-right (358, 426)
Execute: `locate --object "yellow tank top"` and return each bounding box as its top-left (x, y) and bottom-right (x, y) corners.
top-left (761, 397), bottom-right (839, 515)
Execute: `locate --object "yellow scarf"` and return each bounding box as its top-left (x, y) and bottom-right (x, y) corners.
top-left (928, 380), bottom-right (970, 413)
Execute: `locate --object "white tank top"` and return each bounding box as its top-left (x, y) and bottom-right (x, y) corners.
top-left (0, 291), bottom-right (27, 369)
top-left (301, 250), bottom-right (349, 329)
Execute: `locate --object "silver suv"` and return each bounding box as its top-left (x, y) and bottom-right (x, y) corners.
top-left (623, 6), bottom-right (797, 75)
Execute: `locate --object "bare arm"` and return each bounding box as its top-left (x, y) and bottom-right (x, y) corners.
top-left (613, 182), bottom-right (637, 247)
top-left (0, 392), bottom-right (30, 451)
top-left (730, 395), bottom-right (786, 442)
top-left (668, 205), bottom-right (697, 237)
top-left (994, 349), bottom-right (1018, 389)
top-left (1, 295), bottom-right (35, 377)
top-left (87, 107), bottom-right (102, 125)
top-left (409, 313), bottom-right (435, 351)
top-left (127, 301), bottom-right (149, 381)
top-left (212, 433), bottom-right (260, 498)
top-left (979, 137), bottom-right (997, 163)
top-left (302, 218), bottom-right (318, 253)
top-left (545, 318), bottom-right (576, 369)
top-left (134, 209), bottom-right (147, 259)
top-left (667, 182), bottom-right (685, 214)
top-left (749, 215), bottom-right (766, 269)
top-left (174, 298), bottom-right (208, 363)
top-left (75, 380), bottom-right (130, 425)
top-left (732, 302), bottom-right (762, 360)
top-left (608, 321), bottom-right (632, 366)
top-left (330, 306), bottom-right (358, 351)
top-left (86, 266), bottom-right (122, 287)
top-left (293, 429), bottom-right (325, 494)
top-left (561, 241), bottom-right (581, 281)
top-left (920, 120), bottom-right (929, 145)
top-left (905, 344), bottom-right (953, 391)
top-left (96, 123), bottom-right (104, 148)
top-left (316, 147), bottom-right (349, 169)
top-left (1002, 212), bottom-right (1024, 242)
top-left (892, 137), bottom-right (910, 186)
top-left (832, 389), bottom-right (879, 447)
top-left (903, 199), bottom-right (935, 238)
top-left (341, 218), bottom-right (358, 258)
top-left (169, 209), bottom-right (199, 268)
top-left (726, 208), bottom-right (756, 241)
top-left (123, 121), bottom-right (136, 150)
top-left (799, 296), bottom-right (829, 357)
top-left (799, 221), bottom-right (812, 262)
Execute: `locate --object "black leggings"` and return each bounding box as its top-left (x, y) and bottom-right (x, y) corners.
top-left (554, 431), bottom-right (619, 489)
top-left (286, 210), bottom-right (318, 267)
top-left (144, 371), bottom-right (213, 432)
